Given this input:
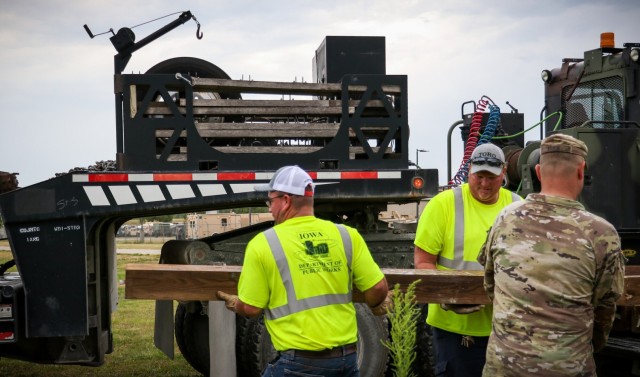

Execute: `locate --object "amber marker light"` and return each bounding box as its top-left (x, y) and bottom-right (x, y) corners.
top-left (600, 32), bottom-right (615, 48)
top-left (412, 176), bottom-right (425, 190)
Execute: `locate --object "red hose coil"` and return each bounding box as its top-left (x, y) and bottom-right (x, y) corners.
top-left (449, 98), bottom-right (489, 185)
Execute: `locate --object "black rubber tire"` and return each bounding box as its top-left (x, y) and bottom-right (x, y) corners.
top-left (237, 304), bottom-right (389, 377)
top-left (174, 303), bottom-right (190, 366)
top-left (175, 302), bottom-right (251, 376)
top-left (174, 302), bottom-right (209, 376)
top-left (413, 304), bottom-right (436, 377)
top-left (355, 303), bottom-right (390, 377)
top-left (236, 315), bottom-right (263, 377)
top-left (145, 57), bottom-right (239, 99)
top-left (238, 314), bottom-right (276, 377)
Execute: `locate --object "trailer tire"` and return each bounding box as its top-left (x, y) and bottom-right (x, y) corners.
top-left (174, 303), bottom-right (191, 367)
top-left (355, 303), bottom-right (390, 377)
top-left (175, 302), bottom-right (252, 376)
top-left (239, 314), bottom-right (276, 377)
top-left (174, 302), bottom-right (209, 376)
top-left (235, 315), bottom-right (259, 377)
top-left (238, 303), bottom-right (389, 377)
top-left (413, 304), bottom-right (436, 377)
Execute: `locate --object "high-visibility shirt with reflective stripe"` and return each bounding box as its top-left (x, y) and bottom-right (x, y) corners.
top-left (414, 184), bottom-right (521, 336)
top-left (238, 216), bottom-right (384, 351)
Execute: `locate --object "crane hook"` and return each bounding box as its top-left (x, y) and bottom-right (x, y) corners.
top-left (193, 16), bottom-right (203, 39)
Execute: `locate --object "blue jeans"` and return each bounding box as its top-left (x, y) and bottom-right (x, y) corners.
top-left (431, 327), bottom-right (488, 377)
top-left (261, 352), bottom-right (360, 377)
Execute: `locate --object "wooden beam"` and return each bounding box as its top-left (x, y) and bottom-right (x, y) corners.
top-left (154, 123), bottom-right (342, 138)
top-left (154, 123), bottom-right (392, 139)
top-left (160, 146), bottom-right (394, 159)
top-left (185, 99), bottom-right (385, 108)
top-left (125, 264), bottom-right (640, 306)
top-left (145, 105), bottom-right (348, 116)
top-left (189, 77), bottom-right (403, 96)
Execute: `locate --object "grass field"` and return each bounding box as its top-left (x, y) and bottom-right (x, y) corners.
top-left (0, 251), bottom-right (202, 377)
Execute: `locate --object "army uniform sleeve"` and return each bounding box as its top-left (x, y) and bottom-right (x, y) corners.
top-left (591, 226), bottom-right (626, 352)
top-left (479, 225), bottom-right (496, 301)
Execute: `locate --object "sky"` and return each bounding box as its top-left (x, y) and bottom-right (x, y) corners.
top-left (1, 0), bottom-right (638, 188)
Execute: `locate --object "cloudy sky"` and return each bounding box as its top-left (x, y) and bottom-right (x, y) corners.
top-left (1, 0), bottom-right (638, 187)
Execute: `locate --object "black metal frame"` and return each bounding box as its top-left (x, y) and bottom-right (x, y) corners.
top-left (118, 73), bottom-right (410, 171)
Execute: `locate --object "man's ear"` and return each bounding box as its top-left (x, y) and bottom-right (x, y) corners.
top-left (577, 160), bottom-right (586, 180)
top-left (535, 164), bottom-right (542, 181)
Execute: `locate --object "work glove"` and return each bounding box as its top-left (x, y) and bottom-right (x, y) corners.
top-left (370, 291), bottom-right (394, 316)
top-left (440, 303), bottom-right (485, 314)
top-left (216, 291), bottom-right (239, 313)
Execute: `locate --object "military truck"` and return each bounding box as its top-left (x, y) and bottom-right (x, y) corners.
top-left (0, 11), bottom-right (437, 377)
top-left (443, 32), bottom-right (640, 376)
top-left (536, 32), bottom-right (639, 376)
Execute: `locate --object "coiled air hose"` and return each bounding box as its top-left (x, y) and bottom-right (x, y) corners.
top-left (449, 96), bottom-right (499, 185)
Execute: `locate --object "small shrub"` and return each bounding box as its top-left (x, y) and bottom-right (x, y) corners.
top-left (381, 279), bottom-right (421, 377)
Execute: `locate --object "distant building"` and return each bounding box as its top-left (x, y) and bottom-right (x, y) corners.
top-left (386, 199), bottom-right (428, 219)
top-left (186, 212), bottom-right (274, 239)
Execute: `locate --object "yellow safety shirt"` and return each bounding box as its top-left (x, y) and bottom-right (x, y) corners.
top-left (414, 184), bottom-right (520, 336)
top-left (238, 216), bottom-right (384, 351)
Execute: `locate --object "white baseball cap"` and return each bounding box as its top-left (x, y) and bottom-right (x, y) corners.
top-left (254, 165), bottom-right (314, 197)
top-left (468, 143), bottom-right (505, 176)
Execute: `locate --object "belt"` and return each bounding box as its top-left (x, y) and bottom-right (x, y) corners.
top-left (280, 342), bottom-right (357, 359)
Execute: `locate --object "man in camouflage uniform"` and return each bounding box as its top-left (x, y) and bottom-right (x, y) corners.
top-left (478, 133), bottom-right (625, 377)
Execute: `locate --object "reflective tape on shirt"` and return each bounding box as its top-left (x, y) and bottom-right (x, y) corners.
top-left (438, 187), bottom-right (521, 270)
top-left (264, 224), bottom-right (353, 321)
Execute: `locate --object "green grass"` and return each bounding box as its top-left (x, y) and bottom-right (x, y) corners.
top-left (2, 238), bottom-right (163, 250)
top-left (116, 242), bottom-right (163, 250)
top-left (0, 251), bottom-right (201, 377)
top-left (115, 237), bottom-right (167, 249)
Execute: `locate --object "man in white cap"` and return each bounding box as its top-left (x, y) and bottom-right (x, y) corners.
top-left (217, 165), bottom-right (390, 377)
top-left (413, 143), bottom-right (521, 377)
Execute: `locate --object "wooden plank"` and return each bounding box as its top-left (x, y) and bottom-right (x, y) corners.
top-left (209, 146), bottom-right (393, 155)
top-left (627, 265), bottom-right (640, 275)
top-left (162, 146), bottom-right (394, 158)
top-left (190, 77), bottom-right (403, 96)
top-left (125, 264), bottom-right (640, 306)
top-left (184, 99), bottom-right (385, 108)
top-left (621, 275), bottom-right (640, 305)
top-left (154, 123), bottom-right (392, 139)
top-left (155, 123), bottom-right (342, 138)
top-left (157, 129), bottom-right (337, 138)
top-left (144, 105), bottom-right (349, 116)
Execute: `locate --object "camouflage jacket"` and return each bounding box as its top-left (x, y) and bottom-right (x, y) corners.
top-left (478, 193), bottom-right (625, 377)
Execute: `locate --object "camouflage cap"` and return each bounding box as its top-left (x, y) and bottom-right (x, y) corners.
top-left (540, 133), bottom-right (588, 158)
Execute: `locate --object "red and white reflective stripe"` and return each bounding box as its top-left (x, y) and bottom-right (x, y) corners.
top-left (72, 171), bottom-right (400, 183)
top-left (73, 171), bottom-right (402, 207)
